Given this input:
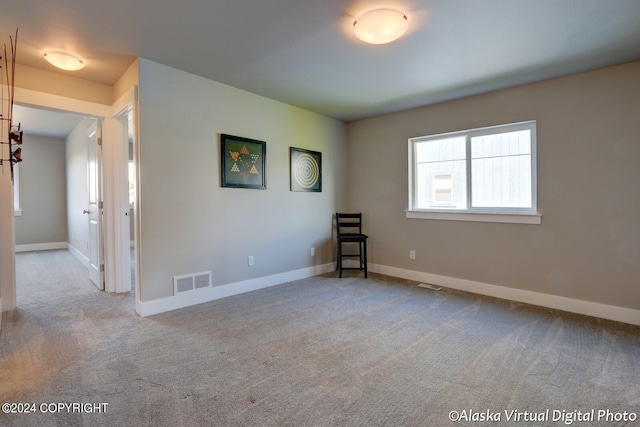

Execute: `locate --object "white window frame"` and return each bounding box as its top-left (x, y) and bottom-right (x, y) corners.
top-left (407, 120), bottom-right (541, 224)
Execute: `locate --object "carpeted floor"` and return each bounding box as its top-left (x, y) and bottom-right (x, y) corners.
top-left (1, 250), bottom-right (639, 426)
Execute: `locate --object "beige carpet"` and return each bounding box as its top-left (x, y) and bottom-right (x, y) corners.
top-left (1, 250), bottom-right (639, 426)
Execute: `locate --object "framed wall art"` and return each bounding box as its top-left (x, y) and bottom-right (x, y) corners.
top-left (290, 147), bottom-right (321, 192)
top-left (221, 134), bottom-right (266, 189)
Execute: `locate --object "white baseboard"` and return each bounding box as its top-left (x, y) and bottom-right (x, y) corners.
top-left (15, 242), bottom-right (68, 253)
top-left (369, 264), bottom-right (640, 327)
top-left (68, 244), bottom-right (90, 268)
top-left (137, 262), bottom-right (335, 317)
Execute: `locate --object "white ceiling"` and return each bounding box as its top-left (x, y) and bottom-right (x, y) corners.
top-left (2, 0), bottom-right (640, 129)
top-left (12, 105), bottom-right (84, 139)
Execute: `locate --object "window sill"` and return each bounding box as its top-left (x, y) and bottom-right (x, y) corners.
top-left (405, 210), bottom-right (541, 224)
top-left (14, 210), bottom-right (22, 217)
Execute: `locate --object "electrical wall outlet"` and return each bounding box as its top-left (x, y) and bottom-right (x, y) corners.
top-left (409, 250), bottom-right (416, 260)
top-left (248, 256), bottom-right (254, 266)
top-left (310, 247), bottom-right (315, 257)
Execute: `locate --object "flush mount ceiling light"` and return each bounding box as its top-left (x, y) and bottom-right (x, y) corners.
top-left (43, 51), bottom-right (85, 71)
top-left (353, 8), bottom-right (408, 45)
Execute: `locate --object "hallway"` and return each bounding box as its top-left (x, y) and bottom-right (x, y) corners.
top-left (16, 250), bottom-right (136, 307)
top-left (16, 250), bottom-right (108, 307)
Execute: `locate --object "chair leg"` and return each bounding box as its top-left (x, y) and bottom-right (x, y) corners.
top-left (337, 241), bottom-right (342, 278)
top-left (363, 240), bottom-right (368, 278)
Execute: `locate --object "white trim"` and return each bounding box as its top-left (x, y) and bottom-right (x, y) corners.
top-left (137, 263), bottom-right (335, 317)
top-left (369, 263), bottom-right (640, 326)
top-left (15, 242), bottom-right (68, 252)
top-left (15, 87), bottom-right (111, 118)
top-left (130, 86), bottom-right (142, 310)
top-left (68, 244), bottom-right (91, 268)
top-left (110, 87), bottom-right (136, 117)
top-left (406, 210), bottom-right (542, 224)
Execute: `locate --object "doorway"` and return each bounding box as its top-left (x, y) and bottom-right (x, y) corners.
top-left (11, 98), bottom-right (138, 304)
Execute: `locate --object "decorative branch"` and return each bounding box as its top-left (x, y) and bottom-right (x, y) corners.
top-left (0, 28), bottom-right (20, 183)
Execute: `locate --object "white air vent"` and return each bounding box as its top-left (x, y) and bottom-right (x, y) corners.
top-left (418, 283), bottom-right (442, 291)
top-left (173, 271), bottom-right (212, 295)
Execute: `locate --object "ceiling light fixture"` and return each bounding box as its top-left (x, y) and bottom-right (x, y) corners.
top-left (353, 8), bottom-right (408, 45)
top-left (43, 51), bottom-right (85, 71)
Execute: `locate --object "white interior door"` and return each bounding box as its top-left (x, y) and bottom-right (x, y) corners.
top-left (87, 122), bottom-right (104, 290)
top-left (102, 112), bottom-right (133, 293)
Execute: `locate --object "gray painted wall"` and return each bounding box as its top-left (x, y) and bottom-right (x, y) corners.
top-left (66, 117), bottom-right (96, 259)
top-left (346, 61), bottom-right (640, 311)
top-left (14, 134), bottom-right (67, 245)
top-left (137, 59), bottom-right (347, 302)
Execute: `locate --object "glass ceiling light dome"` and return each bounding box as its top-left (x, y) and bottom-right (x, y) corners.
top-left (353, 8), bottom-right (408, 45)
top-left (43, 51), bottom-right (85, 71)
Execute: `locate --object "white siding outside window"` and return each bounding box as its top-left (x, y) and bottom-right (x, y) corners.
top-left (432, 173), bottom-right (454, 205)
top-left (415, 136), bottom-right (466, 209)
top-left (471, 130), bottom-right (532, 209)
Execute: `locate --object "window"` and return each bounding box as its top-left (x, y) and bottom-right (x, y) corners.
top-left (13, 164), bottom-right (22, 216)
top-left (128, 161), bottom-right (136, 206)
top-left (408, 121), bottom-right (540, 224)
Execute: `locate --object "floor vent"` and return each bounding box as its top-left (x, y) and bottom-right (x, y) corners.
top-left (174, 271), bottom-right (212, 295)
top-left (418, 283), bottom-right (442, 291)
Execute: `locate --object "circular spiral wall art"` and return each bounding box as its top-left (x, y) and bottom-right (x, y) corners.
top-left (293, 153), bottom-right (319, 187)
top-left (290, 147), bottom-right (322, 192)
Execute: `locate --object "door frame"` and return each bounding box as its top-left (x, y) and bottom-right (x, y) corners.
top-left (103, 97), bottom-right (137, 294)
top-left (6, 85), bottom-right (140, 305)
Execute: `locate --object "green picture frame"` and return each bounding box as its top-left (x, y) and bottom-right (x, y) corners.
top-left (221, 134), bottom-right (266, 189)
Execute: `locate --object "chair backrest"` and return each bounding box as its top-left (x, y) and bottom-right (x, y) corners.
top-left (336, 213), bottom-right (363, 235)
